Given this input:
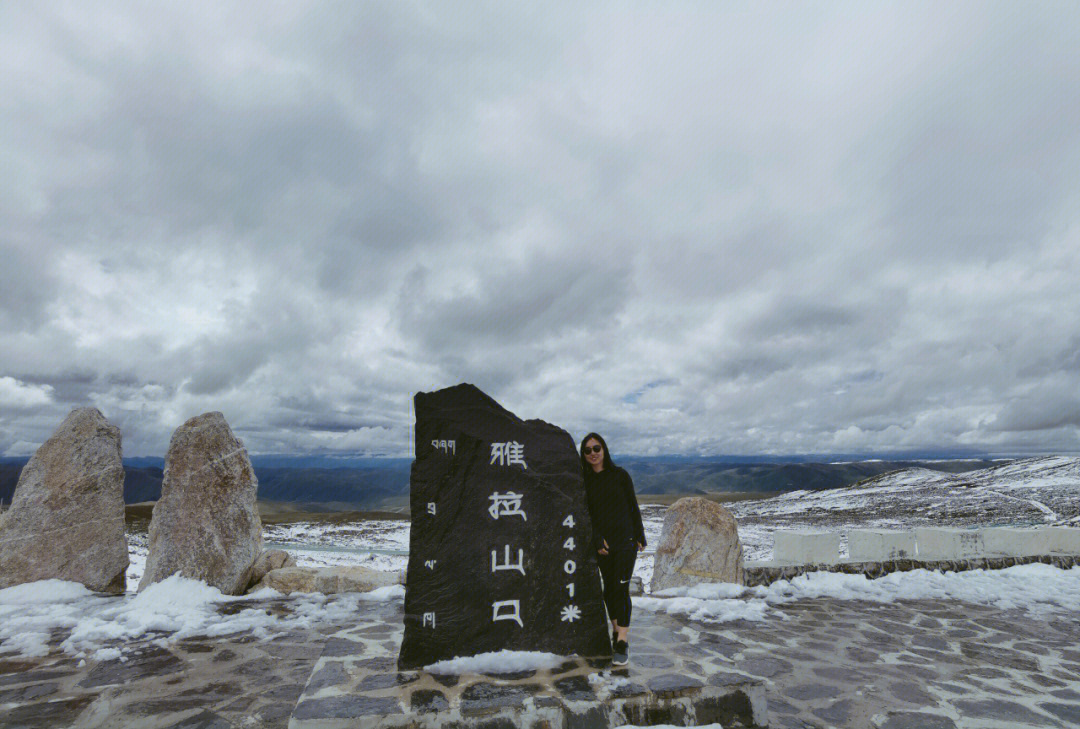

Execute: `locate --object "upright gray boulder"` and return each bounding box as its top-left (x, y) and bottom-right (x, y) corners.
top-left (0, 408), bottom-right (128, 593)
top-left (651, 496), bottom-right (744, 592)
top-left (139, 412), bottom-right (261, 594)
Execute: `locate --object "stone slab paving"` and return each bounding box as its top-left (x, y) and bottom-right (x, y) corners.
top-left (289, 604), bottom-right (765, 729)
top-left (728, 597), bottom-right (1080, 728)
top-left (2, 590), bottom-right (1080, 728)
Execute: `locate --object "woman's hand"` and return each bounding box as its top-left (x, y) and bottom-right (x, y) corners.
top-left (637, 542), bottom-right (644, 552)
top-left (598, 539), bottom-right (609, 556)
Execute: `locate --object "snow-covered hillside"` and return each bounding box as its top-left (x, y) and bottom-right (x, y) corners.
top-left (728, 456), bottom-right (1080, 559)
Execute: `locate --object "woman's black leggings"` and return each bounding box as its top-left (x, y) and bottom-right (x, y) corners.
top-left (597, 549), bottom-right (637, 627)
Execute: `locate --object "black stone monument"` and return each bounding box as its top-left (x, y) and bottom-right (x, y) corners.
top-left (398, 383), bottom-right (611, 669)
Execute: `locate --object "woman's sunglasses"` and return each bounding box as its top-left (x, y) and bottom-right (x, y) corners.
top-left (582, 445), bottom-right (603, 455)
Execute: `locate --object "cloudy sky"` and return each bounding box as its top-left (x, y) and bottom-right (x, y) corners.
top-left (2, 2), bottom-right (1079, 458)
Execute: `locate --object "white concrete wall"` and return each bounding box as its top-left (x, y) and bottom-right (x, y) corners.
top-left (763, 526), bottom-right (1078, 567)
top-left (1045, 527), bottom-right (1080, 555)
top-left (980, 527), bottom-right (1045, 557)
top-left (914, 528), bottom-right (985, 560)
top-left (848, 529), bottom-right (916, 561)
top-left (774, 531), bottom-right (839, 565)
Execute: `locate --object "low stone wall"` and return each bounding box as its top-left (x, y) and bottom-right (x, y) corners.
top-left (744, 554), bottom-right (1080, 588)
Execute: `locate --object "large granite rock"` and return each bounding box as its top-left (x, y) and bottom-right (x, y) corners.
top-left (138, 412), bottom-right (261, 595)
top-left (0, 408), bottom-right (128, 593)
top-left (398, 384), bottom-right (610, 669)
top-left (651, 497), bottom-right (744, 592)
top-left (254, 565), bottom-right (401, 595)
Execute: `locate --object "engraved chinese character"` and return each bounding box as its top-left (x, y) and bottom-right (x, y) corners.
top-left (490, 441), bottom-right (527, 469)
top-left (423, 612), bottom-right (436, 628)
top-left (427, 502), bottom-right (437, 516)
top-left (491, 545), bottom-right (525, 575)
top-left (424, 559), bottom-right (437, 570)
top-left (492, 599), bottom-right (523, 627)
top-left (487, 491), bottom-right (526, 521)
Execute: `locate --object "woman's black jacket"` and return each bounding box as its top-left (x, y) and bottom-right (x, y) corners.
top-left (583, 466), bottom-right (646, 553)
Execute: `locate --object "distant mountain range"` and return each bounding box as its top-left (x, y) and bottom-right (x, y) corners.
top-left (619, 457), bottom-right (1000, 495)
top-left (0, 454), bottom-right (1003, 510)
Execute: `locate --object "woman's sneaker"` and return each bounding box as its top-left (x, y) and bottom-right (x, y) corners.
top-left (612, 640), bottom-right (629, 666)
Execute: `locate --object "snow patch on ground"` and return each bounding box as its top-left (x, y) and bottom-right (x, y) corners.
top-left (633, 564), bottom-right (1080, 624)
top-left (0, 575), bottom-right (402, 660)
top-left (424, 650), bottom-right (565, 675)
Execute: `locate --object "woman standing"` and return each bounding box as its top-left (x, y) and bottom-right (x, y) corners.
top-left (580, 432), bottom-right (646, 666)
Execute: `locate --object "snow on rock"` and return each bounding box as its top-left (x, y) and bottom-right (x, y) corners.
top-left (424, 650), bottom-right (566, 675)
top-left (359, 584), bottom-right (405, 601)
top-left (0, 579), bottom-right (94, 604)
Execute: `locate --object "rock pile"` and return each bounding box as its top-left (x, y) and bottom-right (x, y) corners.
top-left (0, 408), bottom-right (129, 593)
top-left (247, 548), bottom-right (297, 588)
top-left (651, 496), bottom-right (744, 592)
top-left (139, 412), bottom-right (262, 595)
top-left (254, 565), bottom-right (402, 595)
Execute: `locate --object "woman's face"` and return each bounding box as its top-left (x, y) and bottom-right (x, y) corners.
top-left (583, 438), bottom-right (604, 469)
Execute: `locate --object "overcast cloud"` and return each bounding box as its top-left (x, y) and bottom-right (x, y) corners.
top-left (2, 1), bottom-right (1079, 457)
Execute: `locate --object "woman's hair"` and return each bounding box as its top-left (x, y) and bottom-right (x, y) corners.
top-left (580, 432), bottom-right (616, 475)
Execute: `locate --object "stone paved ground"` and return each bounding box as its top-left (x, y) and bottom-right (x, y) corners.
top-left (2, 592), bottom-right (1079, 728)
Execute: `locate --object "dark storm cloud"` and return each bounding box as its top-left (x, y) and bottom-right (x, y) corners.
top-left (2, 2), bottom-right (1079, 456)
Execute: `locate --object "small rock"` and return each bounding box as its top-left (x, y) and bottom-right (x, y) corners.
top-left (650, 496), bottom-right (744, 592)
top-left (0, 408), bottom-right (128, 593)
top-left (255, 566), bottom-right (401, 595)
top-left (139, 412), bottom-right (261, 595)
top-left (246, 549), bottom-right (296, 589)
